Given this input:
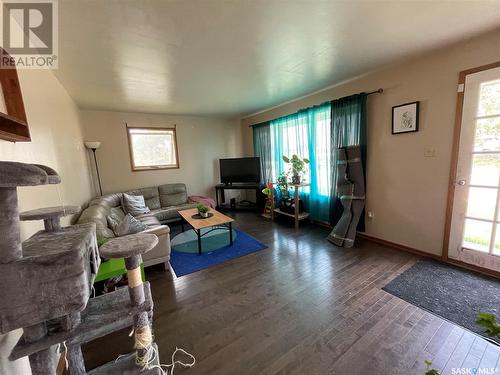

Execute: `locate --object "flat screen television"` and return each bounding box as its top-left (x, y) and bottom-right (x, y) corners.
top-left (220, 157), bottom-right (261, 184)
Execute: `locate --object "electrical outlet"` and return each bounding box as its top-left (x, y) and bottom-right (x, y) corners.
top-left (424, 147), bottom-right (436, 157)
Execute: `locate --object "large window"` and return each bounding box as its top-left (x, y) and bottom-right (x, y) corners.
top-left (127, 127), bottom-right (179, 171)
top-left (270, 106), bottom-right (332, 196)
top-left (268, 103), bottom-right (332, 222)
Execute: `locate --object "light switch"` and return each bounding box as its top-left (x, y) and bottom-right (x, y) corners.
top-left (424, 147), bottom-right (436, 157)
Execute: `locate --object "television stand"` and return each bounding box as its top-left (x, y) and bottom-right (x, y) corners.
top-left (215, 183), bottom-right (260, 212)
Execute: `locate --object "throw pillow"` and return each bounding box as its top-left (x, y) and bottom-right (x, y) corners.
top-left (106, 207), bottom-right (126, 232)
top-left (113, 213), bottom-right (148, 237)
top-left (110, 206), bottom-right (126, 221)
top-left (107, 215), bottom-right (120, 233)
top-left (121, 193), bottom-right (151, 216)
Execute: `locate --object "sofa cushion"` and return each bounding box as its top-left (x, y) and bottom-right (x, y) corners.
top-left (89, 193), bottom-right (123, 208)
top-left (121, 193), bottom-right (151, 216)
top-left (106, 207), bottom-right (126, 232)
top-left (135, 213), bottom-right (162, 227)
top-left (126, 187), bottom-right (161, 210)
top-left (146, 196), bottom-right (161, 210)
top-left (77, 204), bottom-right (115, 239)
top-left (113, 213), bottom-right (148, 237)
top-left (174, 202), bottom-right (198, 212)
top-left (110, 206), bottom-right (125, 221)
top-left (152, 203), bottom-right (198, 222)
top-left (151, 207), bottom-right (179, 222)
top-left (159, 183), bottom-right (188, 207)
top-left (106, 215), bottom-right (120, 232)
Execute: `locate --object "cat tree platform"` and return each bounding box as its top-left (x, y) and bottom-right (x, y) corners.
top-left (1, 161), bottom-right (167, 374)
top-left (10, 282), bottom-right (153, 360)
top-left (87, 343), bottom-right (161, 375)
top-left (0, 223), bottom-right (99, 334)
top-left (20, 205), bottom-right (81, 232)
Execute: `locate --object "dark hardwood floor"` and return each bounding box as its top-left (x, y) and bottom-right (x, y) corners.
top-left (83, 212), bottom-right (500, 375)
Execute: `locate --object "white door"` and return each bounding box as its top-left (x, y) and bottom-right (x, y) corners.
top-left (448, 66), bottom-right (500, 272)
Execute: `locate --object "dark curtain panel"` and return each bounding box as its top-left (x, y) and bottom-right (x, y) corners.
top-left (252, 122), bottom-right (272, 182)
top-left (329, 93), bottom-right (367, 230)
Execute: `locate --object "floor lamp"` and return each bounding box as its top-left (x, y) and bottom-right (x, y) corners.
top-left (84, 141), bottom-right (103, 196)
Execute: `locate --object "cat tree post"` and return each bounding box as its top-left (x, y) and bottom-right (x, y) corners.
top-left (99, 234), bottom-right (159, 365)
top-left (67, 344), bottom-right (86, 375)
top-left (24, 323), bottom-right (55, 375)
top-left (0, 187), bottom-right (22, 263)
top-left (126, 255), bottom-right (151, 360)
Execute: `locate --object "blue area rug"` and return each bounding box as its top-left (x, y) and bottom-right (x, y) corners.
top-left (171, 227), bottom-right (238, 254)
top-left (169, 228), bottom-right (268, 276)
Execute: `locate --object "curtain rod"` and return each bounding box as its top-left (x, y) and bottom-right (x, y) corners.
top-left (367, 88), bottom-right (384, 96)
top-left (248, 88), bottom-right (383, 127)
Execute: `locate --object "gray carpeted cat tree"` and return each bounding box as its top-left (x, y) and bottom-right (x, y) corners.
top-left (328, 145), bottom-right (366, 248)
top-left (0, 161), bottom-right (161, 374)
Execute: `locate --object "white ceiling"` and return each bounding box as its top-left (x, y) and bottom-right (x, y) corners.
top-left (55, 0), bottom-right (500, 118)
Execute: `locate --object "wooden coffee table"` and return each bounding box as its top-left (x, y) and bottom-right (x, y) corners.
top-left (178, 208), bottom-right (234, 255)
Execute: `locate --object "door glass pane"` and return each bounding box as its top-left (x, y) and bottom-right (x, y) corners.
top-left (474, 117), bottom-right (500, 152)
top-left (494, 227), bottom-right (500, 256)
top-left (470, 154), bottom-right (500, 187)
top-left (478, 81), bottom-right (500, 116)
top-left (466, 187), bottom-right (497, 220)
top-left (462, 219), bottom-right (492, 253)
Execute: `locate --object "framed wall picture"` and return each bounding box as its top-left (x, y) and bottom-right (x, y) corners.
top-left (392, 101), bottom-right (419, 134)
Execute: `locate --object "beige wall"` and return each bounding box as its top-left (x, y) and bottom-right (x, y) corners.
top-left (80, 110), bottom-right (243, 198)
top-left (0, 71), bottom-right (93, 238)
top-left (242, 28), bottom-right (500, 257)
top-left (0, 69), bottom-right (93, 373)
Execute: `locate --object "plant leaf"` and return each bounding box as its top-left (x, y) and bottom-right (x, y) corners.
top-left (476, 312), bottom-right (500, 336)
top-left (424, 370), bottom-right (440, 375)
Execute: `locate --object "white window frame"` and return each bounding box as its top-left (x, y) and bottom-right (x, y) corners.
top-left (126, 126), bottom-right (179, 171)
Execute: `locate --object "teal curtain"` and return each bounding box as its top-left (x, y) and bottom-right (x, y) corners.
top-left (270, 103), bottom-right (331, 222)
top-left (329, 93), bottom-right (367, 229)
top-left (252, 122), bottom-right (272, 182)
top-left (253, 93), bottom-right (366, 224)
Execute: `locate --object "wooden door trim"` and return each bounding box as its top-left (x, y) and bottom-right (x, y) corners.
top-left (442, 61), bottom-right (500, 262)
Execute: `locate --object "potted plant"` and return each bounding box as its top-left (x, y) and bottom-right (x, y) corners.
top-left (423, 360), bottom-right (440, 375)
top-left (197, 203), bottom-right (210, 218)
top-left (282, 154), bottom-right (310, 185)
top-left (276, 172), bottom-right (289, 198)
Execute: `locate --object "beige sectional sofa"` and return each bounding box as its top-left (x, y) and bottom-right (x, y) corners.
top-left (77, 183), bottom-right (197, 268)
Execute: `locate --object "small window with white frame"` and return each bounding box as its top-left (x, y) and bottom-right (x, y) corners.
top-left (127, 126), bottom-right (179, 171)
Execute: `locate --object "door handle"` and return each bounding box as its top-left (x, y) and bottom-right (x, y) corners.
top-left (456, 179), bottom-right (466, 186)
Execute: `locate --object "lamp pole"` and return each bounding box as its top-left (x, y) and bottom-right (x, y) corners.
top-left (84, 141), bottom-right (103, 196)
top-left (90, 148), bottom-right (103, 196)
